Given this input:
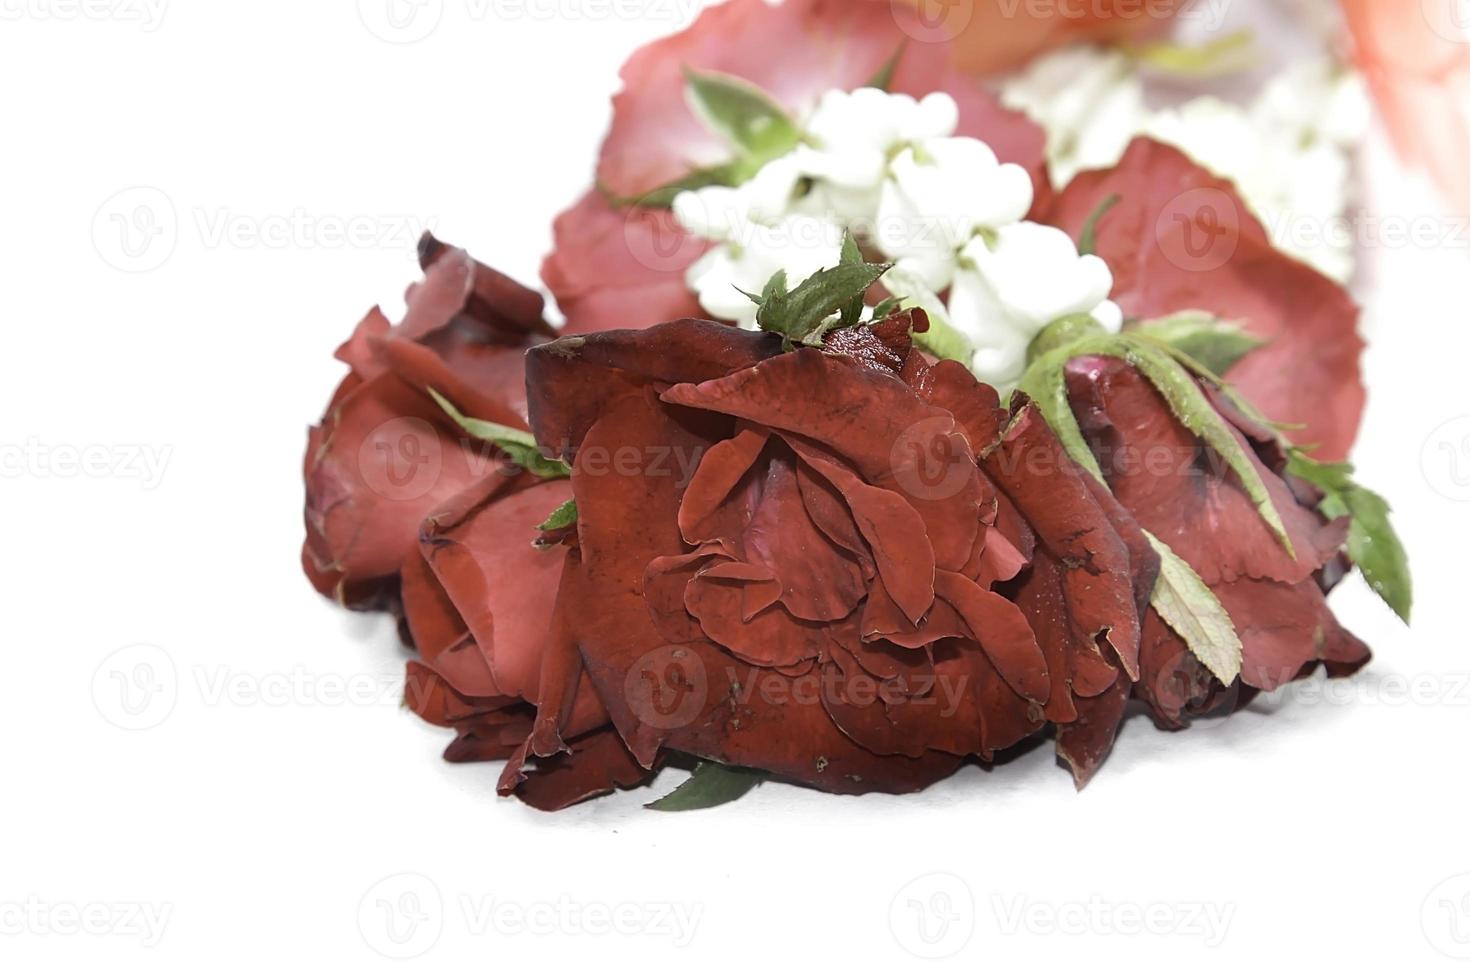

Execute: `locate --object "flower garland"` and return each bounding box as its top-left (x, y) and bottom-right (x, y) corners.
top-left (301, 0), bottom-right (1410, 811)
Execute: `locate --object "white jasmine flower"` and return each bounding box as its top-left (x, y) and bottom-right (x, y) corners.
top-left (796, 88), bottom-right (959, 191)
top-left (1000, 46), bottom-right (1145, 187)
top-left (947, 223), bottom-right (1121, 390)
top-left (873, 137), bottom-right (1035, 292)
top-left (671, 153), bottom-right (802, 239)
top-left (681, 211), bottom-right (845, 330)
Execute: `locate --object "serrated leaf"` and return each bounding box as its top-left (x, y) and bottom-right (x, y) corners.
top-left (645, 760), bottom-right (763, 812)
top-left (866, 42), bottom-right (907, 91)
top-left (1077, 193), bottom-right (1119, 256)
top-left (537, 498), bottom-right (578, 532)
top-left (429, 389), bottom-right (571, 480)
top-left (754, 256), bottom-right (891, 345)
top-left (883, 266), bottom-right (974, 365)
top-left (683, 68), bottom-right (801, 163)
top-left (1131, 310), bottom-right (1265, 375)
top-left (1145, 530), bottom-right (1242, 684)
top-left (1286, 451), bottom-right (1412, 623)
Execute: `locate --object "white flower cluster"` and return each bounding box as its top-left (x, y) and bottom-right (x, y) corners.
top-left (1002, 48), bottom-right (1369, 282)
top-left (672, 87), bottom-right (1120, 391)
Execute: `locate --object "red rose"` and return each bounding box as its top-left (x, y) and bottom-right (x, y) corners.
top-left (523, 312), bottom-right (1157, 793)
top-left (1063, 355), bottom-right (1371, 728)
top-left (302, 235), bottom-right (654, 809)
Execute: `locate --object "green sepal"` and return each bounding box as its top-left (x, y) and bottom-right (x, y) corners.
top-left (1286, 451), bottom-right (1413, 623)
top-left (428, 389), bottom-right (570, 480)
top-left (537, 498), bottom-right (578, 532)
top-left (645, 760), bottom-right (763, 811)
top-left (1014, 331), bottom-right (1293, 556)
top-left (866, 42), bottom-right (907, 92)
top-left (1077, 193), bottom-right (1120, 256)
top-left (1129, 310), bottom-right (1265, 376)
top-left (1127, 30), bottom-right (1256, 78)
top-left (750, 233), bottom-right (891, 348)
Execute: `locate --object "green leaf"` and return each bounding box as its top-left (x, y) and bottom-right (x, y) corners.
top-left (428, 389), bottom-right (571, 480)
top-left (1286, 451), bottom-right (1412, 623)
top-left (1130, 311), bottom-right (1265, 375)
top-left (872, 296), bottom-right (903, 319)
top-left (608, 162), bottom-right (748, 210)
top-left (1077, 193), bottom-right (1119, 256)
top-left (1145, 531), bottom-right (1242, 685)
top-left (683, 68), bottom-right (802, 163)
top-left (866, 42), bottom-right (907, 92)
top-left (1128, 30), bottom-right (1256, 78)
top-left (645, 760), bottom-right (763, 812)
top-left (537, 498), bottom-right (578, 532)
top-left (1014, 346), bottom-right (1105, 482)
top-left (752, 251), bottom-right (891, 347)
top-left (838, 231), bottom-right (866, 328)
top-left (883, 266), bottom-right (974, 365)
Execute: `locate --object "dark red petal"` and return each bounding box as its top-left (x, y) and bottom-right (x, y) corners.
top-left (418, 477), bottom-right (575, 702)
top-left (1055, 675), bottom-right (1132, 789)
top-left (497, 727), bottom-right (656, 811)
top-left (1065, 355), bottom-right (1347, 586)
top-left (661, 346), bottom-right (979, 572)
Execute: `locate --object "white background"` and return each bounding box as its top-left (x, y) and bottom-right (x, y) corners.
top-left (3, 0), bottom-right (1469, 975)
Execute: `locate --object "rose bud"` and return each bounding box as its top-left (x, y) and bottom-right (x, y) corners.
top-left (1063, 354), bottom-right (1371, 729)
top-left (302, 233), bottom-right (551, 607)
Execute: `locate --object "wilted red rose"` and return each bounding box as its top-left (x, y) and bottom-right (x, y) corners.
top-left (302, 234), bottom-right (551, 606)
top-left (521, 311), bottom-right (1166, 793)
top-left (302, 235), bottom-right (656, 809)
top-left (1063, 354), bottom-right (1371, 729)
top-left (1040, 138), bottom-right (1367, 462)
